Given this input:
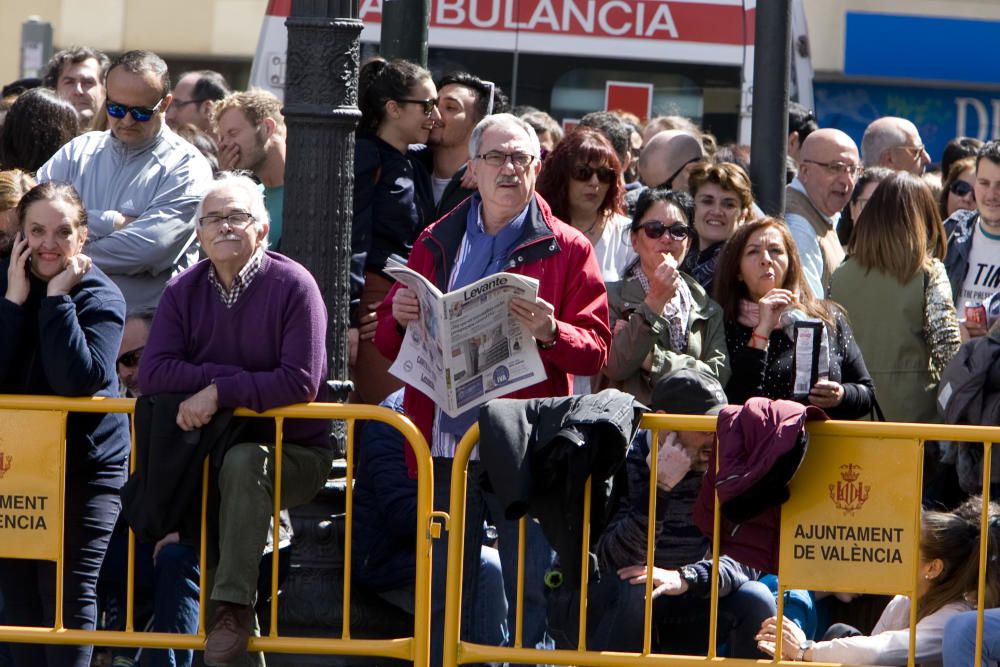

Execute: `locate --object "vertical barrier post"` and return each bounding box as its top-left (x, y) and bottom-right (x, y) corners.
top-left (269, 416), bottom-right (285, 638)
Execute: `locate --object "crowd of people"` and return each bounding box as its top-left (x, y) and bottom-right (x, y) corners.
top-left (0, 45), bottom-right (999, 667)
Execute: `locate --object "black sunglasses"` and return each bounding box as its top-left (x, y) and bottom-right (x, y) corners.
top-left (949, 180), bottom-right (975, 198)
top-left (636, 221), bottom-right (691, 241)
top-left (571, 163), bottom-right (615, 183)
top-left (395, 97), bottom-right (437, 116)
top-left (117, 347), bottom-right (144, 368)
top-left (106, 98), bottom-right (164, 122)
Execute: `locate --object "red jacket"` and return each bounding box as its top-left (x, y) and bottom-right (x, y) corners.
top-left (374, 193), bottom-right (612, 473)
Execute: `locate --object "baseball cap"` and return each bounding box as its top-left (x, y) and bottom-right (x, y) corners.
top-left (649, 368), bottom-right (727, 416)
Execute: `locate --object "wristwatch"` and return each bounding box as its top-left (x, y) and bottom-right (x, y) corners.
top-left (678, 565), bottom-right (698, 589)
top-left (796, 640), bottom-right (815, 661)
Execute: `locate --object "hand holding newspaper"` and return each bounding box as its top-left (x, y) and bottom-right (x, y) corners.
top-left (384, 259), bottom-right (548, 416)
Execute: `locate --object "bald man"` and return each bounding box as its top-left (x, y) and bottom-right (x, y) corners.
top-left (637, 130), bottom-right (705, 192)
top-left (861, 116), bottom-right (931, 175)
top-left (785, 129), bottom-right (862, 297)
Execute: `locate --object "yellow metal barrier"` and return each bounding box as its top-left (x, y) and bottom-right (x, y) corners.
top-left (442, 415), bottom-right (1000, 667)
top-left (0, 395), bottom-right (436, 664)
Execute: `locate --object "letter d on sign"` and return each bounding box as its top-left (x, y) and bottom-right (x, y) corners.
top-left (955, 97), bottom-right (989, 141)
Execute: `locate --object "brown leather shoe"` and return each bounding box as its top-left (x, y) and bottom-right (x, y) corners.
top-left (204, 602), bottom-right (254, 666)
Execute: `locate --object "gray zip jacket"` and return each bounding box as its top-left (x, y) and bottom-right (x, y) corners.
top-left (37, 125), bottom-right (213, 310)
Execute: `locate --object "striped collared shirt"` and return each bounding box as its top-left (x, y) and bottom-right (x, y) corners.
top-left (208, 247), bottom-right (265, 308)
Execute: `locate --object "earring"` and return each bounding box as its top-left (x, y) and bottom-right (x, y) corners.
top-left (924, 574), bottom-right (931, 580)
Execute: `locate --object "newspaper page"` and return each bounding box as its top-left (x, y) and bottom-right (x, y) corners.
top-left (384, 259), bottom-right (547, 417)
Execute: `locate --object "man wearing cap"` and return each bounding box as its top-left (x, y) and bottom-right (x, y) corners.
top-left (590, 369), bottom-right (774, 657)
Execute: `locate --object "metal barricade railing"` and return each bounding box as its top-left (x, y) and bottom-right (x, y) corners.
top-left (442, 415), bottom-right (1000, 667)
top-left (0, 395), bottom-right (436, 664)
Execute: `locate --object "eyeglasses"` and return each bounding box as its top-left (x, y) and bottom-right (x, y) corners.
top-left (198, 210), bottom-right (256, 229)
top-left (895, 144), bottom-right (926, 159)
top-left (635, 220), bottom-right (691, 241)
top-left (117, 347), bottom-right (144, 368)
top-left (802, 160), bottom-right (864, 179)
top-left (106, 97), bottom-right (165, 122)
top-left (571, 163), bottom-right (615, 183)
top-left (396, 97), bottom-right (437, 116)
top-left (476, 151), bottom-right (536, 168)
top-left (949, 180), bottom-right (975, 198)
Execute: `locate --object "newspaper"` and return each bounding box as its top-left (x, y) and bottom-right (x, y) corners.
top-left (384, 259), bottom-right (547, 417)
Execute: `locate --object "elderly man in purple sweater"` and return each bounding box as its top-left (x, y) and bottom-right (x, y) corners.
top-left (138, 173), bottom-right (333, 666)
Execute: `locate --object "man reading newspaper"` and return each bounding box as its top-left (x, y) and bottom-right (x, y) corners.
top-left (375, 112), bottom-right (611, 661)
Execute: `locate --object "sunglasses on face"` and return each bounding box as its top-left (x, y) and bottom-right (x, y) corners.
top-left (636, 220), bottom-right (691, 241)
top-left (117, 347), bottom-right (144, 368)
top-left (571, 163), bottom-right (615, 183)
top-left (106, 97), bottom-right (165, 122)
top-left (949, 180), bottom-right (975, 198)
top-left (395, 97), bottom-right (438, 116)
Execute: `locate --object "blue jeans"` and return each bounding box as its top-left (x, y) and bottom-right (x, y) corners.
top-left (588, 576), bottom-right (775, 658)
top-left (943, 609), bottom-right (1000, 667)
top-left (0, 480), bottom-right (120, 667)
top-left (484, 489), bottom-right (556, 653)
top-left (428, 459), bottom-right (508, 667)
top-left (99, 523), bottom-right (200, 667)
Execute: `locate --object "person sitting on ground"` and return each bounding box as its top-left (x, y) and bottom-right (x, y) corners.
top-left (589, 369), bottom-right (774, 657)
top-left (602, 187), bottom-right (729, 404)
top-left (757, 496), bottom-right (1000, 665)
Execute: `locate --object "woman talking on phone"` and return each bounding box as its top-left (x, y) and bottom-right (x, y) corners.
top-left (0, 182), bottom-right (128, 667)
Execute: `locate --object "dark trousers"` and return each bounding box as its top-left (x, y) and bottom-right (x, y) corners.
top-left (588, 576), bottom-right (775, 658)
top-left (0, 480), bottom-right (120, 667)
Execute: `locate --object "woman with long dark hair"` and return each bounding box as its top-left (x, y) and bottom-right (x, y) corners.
top-left (0, 88), bottom-right (79, 174)
top-left (0, 182), bottom-right (128, 667)
top-left (715, 217), bottom-right (874, 418)
top-left (758, 496), bottom-right (1000, 665)
top-left (351, 57), bottom-right (440, 404)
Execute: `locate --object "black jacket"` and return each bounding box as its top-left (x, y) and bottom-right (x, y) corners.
top-left (120, 393), bottom-right (262, 544)
top-left (478, 389), bottom-right (645, 585)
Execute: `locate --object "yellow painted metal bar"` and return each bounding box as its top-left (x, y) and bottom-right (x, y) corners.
top-left (442, 424), bottom-right (479, 667)
top-left (408, 415), bottom-right (435, 667)
top-left (577, 476), bottom-right (593, 652)
top-left (54, 412), bottom-right (67, 633)
top-left (708, 424), bottom-right (721, 660)
top-left (514, 517), bottom-right (526, 648)
top-left (643, 426), bottom-right (659, 656)
top-left (126, 417), bottom-right (137, 633)
top-left (198, 457), bottom-right (209, 635)
top-left (907, 440), bottom-right (926, 667)
top-left (342, 417), bottom-right (356, 640)
top-left (976, 440), bottom-right (992, 667)
top-left (269, 415), bottom-right (285, 638)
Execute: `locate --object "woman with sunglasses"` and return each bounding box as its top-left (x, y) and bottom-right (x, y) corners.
top-left (715, 217), bottom-right (874, 418)
top-left (683, 161), bottom-right (754, 295)
top-left (352, 57), bottom-right (440, 405)
top-left (0, 182), bottom-right (128, 667)
top-left (940, 157), bottom-right (977, 220)
top-left (602, 187), bottom-right (729, 404)
top-left (537, 127), bottom-right (635, 281)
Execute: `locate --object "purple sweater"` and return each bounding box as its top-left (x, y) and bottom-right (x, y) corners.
top-left (139, 252), bottom-right (331, 448)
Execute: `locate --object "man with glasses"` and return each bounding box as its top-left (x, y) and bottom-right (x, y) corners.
top-left (861, 116), bottom-right (931, 176)
top-left (375, 113), bottom-right (611, 660)
top-left (138, 173), bottom-right (333, 666)
top-left (116, 308), bottom-right (153, 397)
top-left (944, 140), bottom-right (1000, 339)
top-left (165, 69), bottom-right (230, 135)
top-left (37, 50), bottom-right (212, 310)
top-left (214, 89), bottom-right (287, 249)
top-left (784, 128), bottom-right (861, 298)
